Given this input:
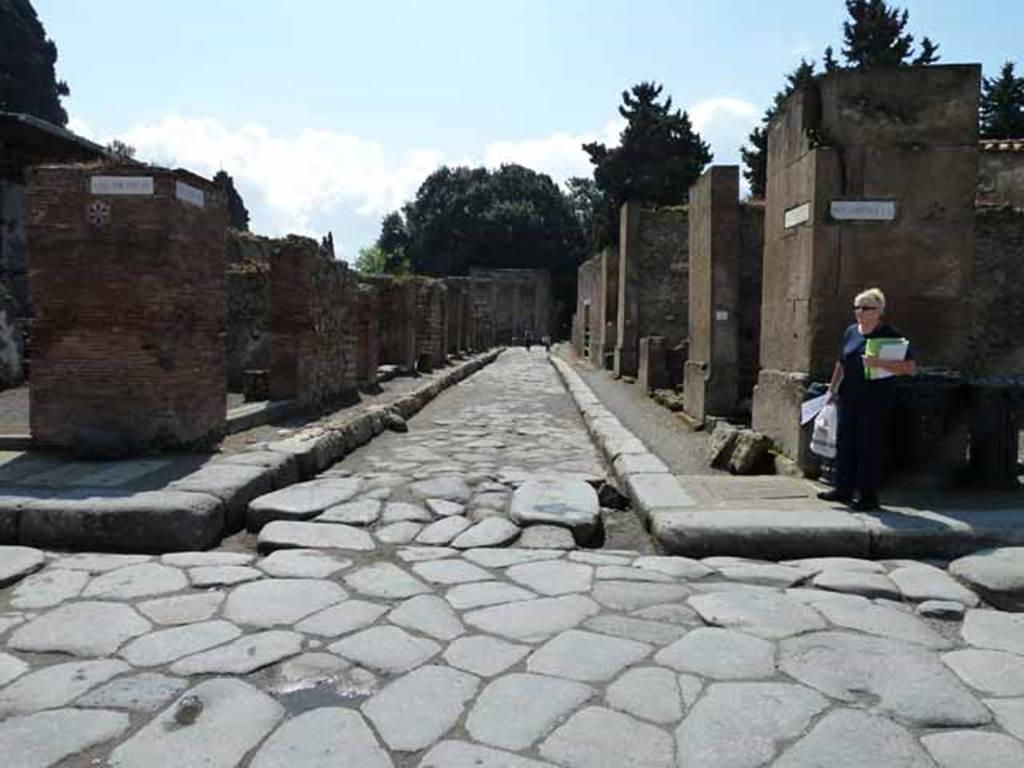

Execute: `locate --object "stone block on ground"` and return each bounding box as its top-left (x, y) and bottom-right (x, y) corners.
top-left (246, 477), bottom-right (363, 531)
top-left (707, 424), bottom-right (740, 469)
top-left (0, 546), bottom-right (44, 587)
top-left (949, 547), bottom-right (1024, 611)
top-left (728, 429), bottom-right (774, 475)
top-left (257, 520), bottom-right (375, 552)
top-left (169, 463), bottom-right (273, 532)
top-left (509, 478), bottom-right (600, 539)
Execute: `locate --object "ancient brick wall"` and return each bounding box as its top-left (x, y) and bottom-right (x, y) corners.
top-left (572, 256), bottom-right (601, 360)
top-left (978, 144), bottom-right (1024, 208)
top-left (226, 230), bottom-right (272, 390)
top-left (972, 206), bottom-right (1024, 375)
top-left (443, 277), bottom-right (471, 354)
top-left (270, 236), bottom-right (358, 406)
top-left (469, 277), bottom-right (497, 349)
top-left (739, 202), bottom-right (764, 404)
top-left (468, 268), bottom-right (553, 344)
top-left (363, 276), bottom-right (417, 371)
top-left (356, 283), bottom-right (381, 386)
top-left (414, 277), bottom-right (447, 371)
top-left (27, 163), bottom-right (228, 453)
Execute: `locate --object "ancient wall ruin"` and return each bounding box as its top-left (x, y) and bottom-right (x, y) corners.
top-left (26, 163), bottom-right (228, 453)
top-left (597, 247), bottom-right (619, 369)
top-left (971, 206), bottom-right (1024, 375)
top-left (443, 277), bottom-right (469, 355)
top-left (614, 203), bottom-right (689, 378)
top-left (572, 256), bottom-right (601, 361)
top-left (356, 283), bottom-right (381, 387)
top-left (469, 268), bottom-right (553, 344)
top-left (978, 140), bottom-right (1024, 208)
top-left (269, 236), bottom-right (358, 406)
top-left (364, 276), bottom-right (418, 372)
top-left (0, 181), bottom-right (26, 389)
top-left (227, 230), bottom-right (272, 390)
top-left (414, 277), bottom-right (448, 371)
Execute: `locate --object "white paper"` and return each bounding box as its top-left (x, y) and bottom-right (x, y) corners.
top-left (800, 393), bottom-right (830, 426)
top-left (866, 339), bottom-right (909, 380)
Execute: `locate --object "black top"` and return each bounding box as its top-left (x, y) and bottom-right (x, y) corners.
top-left (837, 322), bottom-right (914, 397)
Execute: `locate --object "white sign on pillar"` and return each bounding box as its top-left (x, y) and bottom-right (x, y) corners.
top-left (783, 203), bottom-right (811, 229)
top-left (830, 200), bottom-right (897, 221)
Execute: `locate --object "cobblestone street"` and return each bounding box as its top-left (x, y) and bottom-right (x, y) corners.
top-left (2, 350), bottom-right (1024, 767)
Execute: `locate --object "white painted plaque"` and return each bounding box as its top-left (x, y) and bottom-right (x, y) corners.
top-left (830, 200), bottom-right (896, 221)
top-left (715, 310), bottom-right (730, 321)
top-left (175, 181), bottom-right (205, 208)
top-left (784, 202), bottom-right (811, 229)
top-left (90, 176), bottom-right (154, 195)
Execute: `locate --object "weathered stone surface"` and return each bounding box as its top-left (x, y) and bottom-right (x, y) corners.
top-left (675, 682), bottom-right (827, 768)
top-left (527, 629), bottom-right (651, 682)
top-left (605, 667), bottom-right (682, 724)
top-left (416, 516), bottom-right (473, 545)
top-left (412, 558), bottom-right (492, 585)
top-left (688, 588), bottom-right (826, 639)
top-left (632, 555), bottom-right (713, 579)
top-left (592, 581), bottom-right (690, 611)
top-left (295, 599), bottom-right (388, 637)
top-left (250, 708), bottom-right (393, 768)
top-left (517, 524), bottom-right (577, 549)
top-left (49, 552), bottom-right (150, 572)
top-left (161, 551), bottom-right (254, 567)
top-left (961, 609), bottom-right (1024, 655)
top-left (716, 561), bottom-right (812, 587)
top-left (655, 627), bottom-right (775, 679)
top-left (188, 565), bottom-right (262, 587)
top-left (782, 556), bottom-right (886, 574)
top-left (889, 566), bottom-right (979, 606)
top-left (9, 601), bottom-right (151, 656)
top-left (396, 545), bottom-right (457, 562)
top-left (248, 477), bottom-right (363, 529)
top-left (540, 706), bottom-right (674, 768)
top-left (362, 665), bottom-right (479, 751)
top-left (584, 615), bottom-right (687, 645)
top-left (941, 649), bottom-right (1024, 696)
top-left (76, 673), bottom-right (188, 713)
top-left (82, 563), bottom-right (188, 600)
top-left (774, 710), bottom-right (934, 768)
top-left (108, 679), bottom-right (284, 768)
top-left (922, 730), bottom-right (1024, 768)
top-left (0, 659), bottom-right (130, 716)
top-left (452, 518), bottom-right (521, 549)
top-left (811, 569), bottom-right (901, 599)
top-left (169, 462), bottom-right (273, 528)
top-left (426, 498), bottom-right (465, 517)
top-left (595, 565), bottom-right (674, 582)
top-left (800, 591), bottom-right (952, 649)
top-left (270, 652), bottom-right (352, 689)
top-left (446, 581), bottom-right (537, 610)
top-left (375, 521), bottom-right (424, 544)
top-left (986, 697), bottom-right (1024, 741)
top-left (918, 600), bottom-right (967, 620)
top-left (0, 650), bottom-right (28, 687)
top-left (780, 631), bottom-right (991, 726)
top-left (258, 520), bottom-right (375, 552)
top-left (10, 568), bottom-right (88, 609)
top-left (509, 478), bottom-right (600, 537)
top-left (418, 741), bottom-right (556, 768)
top-left (624, 472), bottom-right (694, 516)
top-left (707, 424), bottom-right (740, 469)
top-left (223, 578), bottom-right (346, 627)
top-left (330, 626), bottom-right (440, 673)
top-left (466, 672), bottom-right (594, 751)
top-left (464, 595), bottom-right (601, 642)
top-left (118, 620), bottom-right (242, 667)
top-left (0, 708), bottom-right (130, 768)
top-left (388, 595), bottom-right (465, 640)
top-left (443, 635), bottom-right (530, 677)
top-left (257, 548), bottom-right (351, 578)
top-left (409, 475), bottom-right (472, 503)
top-left (465, 548), bottom-right (564, 567)
top-left (137, 592), bottom-right (224, 625)
top-left (728, 429), bottom-right (773, 474)
top-left (382, 501), bottom-right (433, 523)
top-left (507, 560), bottom-right (593, 595)
top-left (170, 630), bottom-right (303, 675)
top-left (949, 547), bottom-right (1024, 611)
top-left (315, 499), bottom-right (382, 526)
top-left (344, 563), bottom-right (431, 598)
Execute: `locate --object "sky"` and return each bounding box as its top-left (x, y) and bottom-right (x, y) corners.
top-left (34, 0), bottom-right (1024, 261)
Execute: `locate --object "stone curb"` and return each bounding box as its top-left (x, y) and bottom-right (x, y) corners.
top-left (0, 349), bottom-right (503, 553)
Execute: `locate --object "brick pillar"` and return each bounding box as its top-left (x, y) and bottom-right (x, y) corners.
top-left (356, 283), bottom-right (380, 388)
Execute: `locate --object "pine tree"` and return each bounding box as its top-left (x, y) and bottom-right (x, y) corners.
top-left (832, 0), bottom-right (940, 69)
top-left (213, 171), bottom-right (250, 231)
top-left (0, 0), bottom-right (70, 125)
top-left (980, 62), bottom-right (1024, 139)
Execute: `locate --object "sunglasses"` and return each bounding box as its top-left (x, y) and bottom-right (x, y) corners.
top-left (853, 306), bottom-right (877, 312)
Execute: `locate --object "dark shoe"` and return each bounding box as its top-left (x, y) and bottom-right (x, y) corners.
top-left (817, 489), bottom-right (853, 503)
top-left (852, 498), bottom-right (880, 512)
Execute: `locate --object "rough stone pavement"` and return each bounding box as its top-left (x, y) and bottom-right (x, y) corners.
top-left (2, 349), bottom-right (1024, 767)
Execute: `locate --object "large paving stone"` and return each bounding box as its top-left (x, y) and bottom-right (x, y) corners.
top-left (445, 581), bottom-right (538, 610)
top-left (517, 524), bottom-right (577, 549)
top-left (796, 590), bottom-right (952, 649)
top-left (375, 521), bottom-right (424, 544)
top-left (443, 635), bottom-right (530, 677)
top-left (247, 477), bottom-right (364, 530)
top-left (0, 546), bottom-right (44, 587)
top-left (509, 478), bottom-right (600, 537)
top-left (137, 592), bottom-right (224, 625)
top-left (161, 551), bottom-right (254, 567)
top-left (169, 462), bottom-right (273, 530)
top-left (387, 594), bottom-right (464, 641)
top-left (674, 682), bottom-right (828, 768)
top-left (412, 558), bottom-right (492, 585)
top-left (687, 588), bottom-right (826, 639)
top-left (418, 741), bottom-right (556, 768)
top-left (0, 708), bottom-right (130, 768)
top-left (9, 601), bottom-right (151, 656)
top-left (415, 516), bottom-right (473, 545)
top-left (362, 665), bottom-right (479, 751)
top-left (82, 562), bottom-right (188, 600)
top-left (466, 672), bottom-right (594, 751)
top-left (526, 629), bottom-right (651, 682)
top-left (426, 499), bottom-right (465, 517)
top-left (631, 555), bottom-right (714, 579)
top-left (464, 595), bottom-right (601, 642)
top-left (941, 649), bottom-right (1024, 695)
top-left (464, 547), bottom-right (564, 567)
top-left (295, 599), bottom-right (388, 637)
top-left (256, 548), bottom-right (351, 578)
top-left (344, 563), bottom-right (431, 598)
top-left (397, 545), bottom-right (457, 563)
top-left (540, 706), bottom-right (674, 768)
top-left (75, 672), bottom-right (189, 713)
top-left (49, 552), bottom-right (150, 573)
top-left (655, 627), bottom-right (775, 679)
top-left (592, 581), bottom-right (691, 611)
top-left (773, 709), bottom-right (934, 768)
top-left (584, 615), bottom-right (688, 646)
top-left (949, 547), bottom-right (1024, 611)
top-left (779, 631), bottom-right (991, 727)
top-left (811, 569), bottom-right (901, 599)
top-left (715, 562), bottom-right (812, 587)
top-left (330, 626), bottom-right (440, 674)
top-left (257, 520), bottom-right (375, 552)
top-left (922, 730), bottom-right (1024, 768)
top-left (507, 560), bottom-right (593, 595)
top-left (0, 659), bottom-right (130, 717)
top-left (108, 678), bottom-right (284, 768)
top-left (188, 565), bottom-right (262, 587)
top-left (10, 568), bottom-right (89, 609)
top-left (451, 518), bottom-right (521, 549)
top-left (382, 502), bottom-right (433, 524)
top-left (250, 707), bottom-right (392, 768)
top-left (170, 630), bottom-right (303, 675)
top-left (315, 498), bottom-right (382, 526)
top-left (0, 650), bottom-right (28, 687)
top-left (409, 475), bottom-right (472, 503)
top-left (961, 609), bottom-right (1024, 655)
top-left (595, 565), bottom-right (674, 583)
top-left (605, 667), bottom-right (682, 724)
top-left (986, 697), bottom-right (1024, 741)
top-left (118, 620), bottom-right (242, 667)
top-left (888, 566), bottom-right (980, 606)
top-left (223, 577), bottom-right (346, 627)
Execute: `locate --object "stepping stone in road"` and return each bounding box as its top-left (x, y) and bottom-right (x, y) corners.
top-left (509, 478), bottom-right (600, 539)
top-left (949, 547), bottom-right (1024, 611)
top-left (257, 520), bottom-right (375, 552)
top-left (451, 518), bottom-right (521, 549)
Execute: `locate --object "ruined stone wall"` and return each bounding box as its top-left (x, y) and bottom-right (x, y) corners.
top-left (468, 268), bottom-right (553, 344)
top-left (978, 145), bottom-right (1024, 208)
top-left (572, 256), bottom-right (601, 360)
top-left (356, 283), bottom-right (380, 386)
top-left (469, 277), bottom-right (497, 349)
top-left (363, 276), bottom-right (417, 371)
top-left (414, 277), bottom-right (447, 371)
top-left (739, 202), bottom-right (764, 403)
top-left (615, 203), bottom-right (689, 378)
top-left (270, 236), bottom-right (358, 406)
top-left (972, 206), bottom-right (1024, 375)
top-left (226, 230), bottom-right (272, 390)
top-left (598, 247), bottom-right (619, 369)
top-left (0, 180), bottom-right (26, 389)
top-left (443, 278), bottom-right (469, 354)
top-left (26, 163), bottom-right (228, 453)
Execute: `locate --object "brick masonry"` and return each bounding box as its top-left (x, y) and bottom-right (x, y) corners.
top-left (356, 282), bottom-right (381, 387)
top-left (413, 277), bottom-right (448, 371)
top-left (363, 275), bottom-right (418, 372)
top-left (469, 268), bottom-right (553, 344)
top-left (226, 230), bottom-right (272, 390)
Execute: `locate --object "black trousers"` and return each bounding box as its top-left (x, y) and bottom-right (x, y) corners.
top-left (835, 386), bottom-right (894, 502)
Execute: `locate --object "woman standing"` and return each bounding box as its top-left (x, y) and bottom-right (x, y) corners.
top-left (817, 288), bottom-right (916, 511)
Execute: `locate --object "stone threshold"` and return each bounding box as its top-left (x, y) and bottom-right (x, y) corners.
top-left (0, 349), bottom-right (503, 554)
top-left (550, 353), bottom-right (1024, 561)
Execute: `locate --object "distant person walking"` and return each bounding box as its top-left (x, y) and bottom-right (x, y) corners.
top-left (818, 288), bottom-right (916, 511)
top-left (524, 331), bottom-right (533, 351)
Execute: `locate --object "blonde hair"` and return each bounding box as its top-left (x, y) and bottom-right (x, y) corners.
top-left (854, 287), bottom-right (886, 315)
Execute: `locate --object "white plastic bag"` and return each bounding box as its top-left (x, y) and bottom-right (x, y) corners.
top-left (810, 402), bottom-right (838, 459)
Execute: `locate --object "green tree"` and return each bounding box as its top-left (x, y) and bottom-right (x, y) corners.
top-left (213, 170), bottom-right (250, 231)
top-left (105, 139), bottom-right (136, 162)
top-left (565, 176), bottom-right (617, 252)
top-left (376, 210), bottom-right (410, 271)
top-left (826, 0), bottom-right (939, 70)
top-left (355, 244), bottom-right (408, 275)
top-left (0, 0), bottom-right (69, 125)
top-left (583, 83), bottom-right (711, 240)
top-left (980, 61), bottom-right (1024, 140)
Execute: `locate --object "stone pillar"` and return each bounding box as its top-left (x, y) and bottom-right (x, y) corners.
top-left (356, 283), bottom-right (380, 388)
top-left (0, 180), bottom-right (26, 389)
top-left (684, 166), bottom-right (743, 424)
top-left (638, 336), bottom-right (669, 391)
top-left (751, 64), bottom-right (980, 467)
top-left (414, 278), bottom-right (447, 372)
top-left (599, 247), bottom-right (619, 369)
top-left (27, 164), bottom-right (228, 454)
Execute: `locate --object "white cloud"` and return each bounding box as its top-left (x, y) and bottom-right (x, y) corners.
top-left (687, 96), bottom-right (759, 135)
top-left (483, 118), bottom-right (624, 185)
